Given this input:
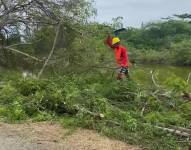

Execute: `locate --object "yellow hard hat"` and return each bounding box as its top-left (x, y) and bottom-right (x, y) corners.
top-left (112, 37), bottom-right (120, 45)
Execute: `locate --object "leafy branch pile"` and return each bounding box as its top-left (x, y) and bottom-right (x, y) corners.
top-left (0, 72), bottom-right (190, 150)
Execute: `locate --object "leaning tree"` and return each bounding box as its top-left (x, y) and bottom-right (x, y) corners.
top-left (0, 0), bottom-right (96, 72)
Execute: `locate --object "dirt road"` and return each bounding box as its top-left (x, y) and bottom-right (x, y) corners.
top-left (0, 122), bottom-right (141, 150)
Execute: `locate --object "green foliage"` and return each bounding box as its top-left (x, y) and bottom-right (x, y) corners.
top-left (0, 0), bottom-right (97, 69)
top-left (144, 112), bottom-right (164, 124)
top-left (131, 49), bottom-right (173, 64)
top-left (118, 19), bottom-right (191, 66)
top-left (162, 111), bottom-right (184, 125)
top-left (33, 111), bottom-right (55, 122)
top-left (60, 116), bottom-right (79, 128)
top-left (165, 75), bottom-right (190, 93)
top-left (7, 101), bottom-right (27, 121)
top-left (0, 83), bottom-right (18, 104)
top-left (0, 71), bottom-right (190, 149)
top-left (144, 111), bottom-right (184, 125)
top-left (180, 102), bottom-right (191, 121)
top-left (171, 39), bottom-right (191, 66)
top-left (107, 108), bottom-right (138, 131)
top-left (32, 26), bottom-right (55, 55)
top-left (1, 2), bottom-right (189, 149)
top-left (0, 106), bottom-right (8, 119)
top-left (124, 20), bottom-right (191, 50)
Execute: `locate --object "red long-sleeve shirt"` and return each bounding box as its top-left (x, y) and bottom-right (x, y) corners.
top-left (115, 46), bottom-right (128, 67)
top-left (105, 36), bottom-right (129, 67)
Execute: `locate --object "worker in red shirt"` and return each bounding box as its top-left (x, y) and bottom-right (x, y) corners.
top-left (105, 35), bottom-right (129, 80)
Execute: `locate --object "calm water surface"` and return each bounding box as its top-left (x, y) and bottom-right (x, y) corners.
top-left (131, 64), bottom-right (191, 85)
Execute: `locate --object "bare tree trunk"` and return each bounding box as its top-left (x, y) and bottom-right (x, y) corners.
top-left (37, 23), bottom-right (61, 78)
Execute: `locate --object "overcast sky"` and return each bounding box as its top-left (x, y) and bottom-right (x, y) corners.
top-left (94, 0), bottom-right (191, 27)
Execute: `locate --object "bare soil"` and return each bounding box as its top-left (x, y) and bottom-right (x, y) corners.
top-left (0, 122), bottom-right (141, 150)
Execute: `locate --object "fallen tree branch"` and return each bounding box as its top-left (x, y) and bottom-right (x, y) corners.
top-left (177, 140), bottom-right (191, 144)
top-left (169, 125), bottom-right (191, 134)
top-left (105, 120), bottom-right (121, 126)
top-left (4, 47), bottom-right (42, 62)
top-left (74, 105), bottom-right (104, 119)
top-left (155, 126), bottom-right (191, 137)
top-left (73, 61), bottom-right (116, 70)
top-left (6, 43), bottom-right (32, 48)
top-left (91, 66), bottom-right (117, 70)
top-left (150, 70), bottom-right (160, 88)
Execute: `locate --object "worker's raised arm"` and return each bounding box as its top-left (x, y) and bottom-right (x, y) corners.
top-left (104, 35), bottom-right (113, 48)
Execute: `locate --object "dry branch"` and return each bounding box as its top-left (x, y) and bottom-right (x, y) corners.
top-left (6, 43), bottom-right (32, 48)
top-left (5, 47), bottom-right (42, 62)
top-left (150, 70), bottom-right (160, 87)
top-left (169, 125), bottom-right (191, 134)
top-left (155, 126), bottom-right (191, 137)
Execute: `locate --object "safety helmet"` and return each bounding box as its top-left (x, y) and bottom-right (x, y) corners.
top-left (112, 37), bottom-right (120, 45)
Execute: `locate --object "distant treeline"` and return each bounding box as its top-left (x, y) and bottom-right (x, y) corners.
top-left (118, 15), bottom-right (191, 66)
top-left (0, 5), bottom-right (191, 71)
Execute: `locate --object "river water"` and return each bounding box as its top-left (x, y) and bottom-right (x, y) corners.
top-left (130, 64), bottom-right (191, 85)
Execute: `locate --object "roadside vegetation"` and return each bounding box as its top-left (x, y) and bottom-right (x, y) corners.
top-left (0, 71), bottom-right (190, 150)
top-left (0, 1), bottom-right (190, 150)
